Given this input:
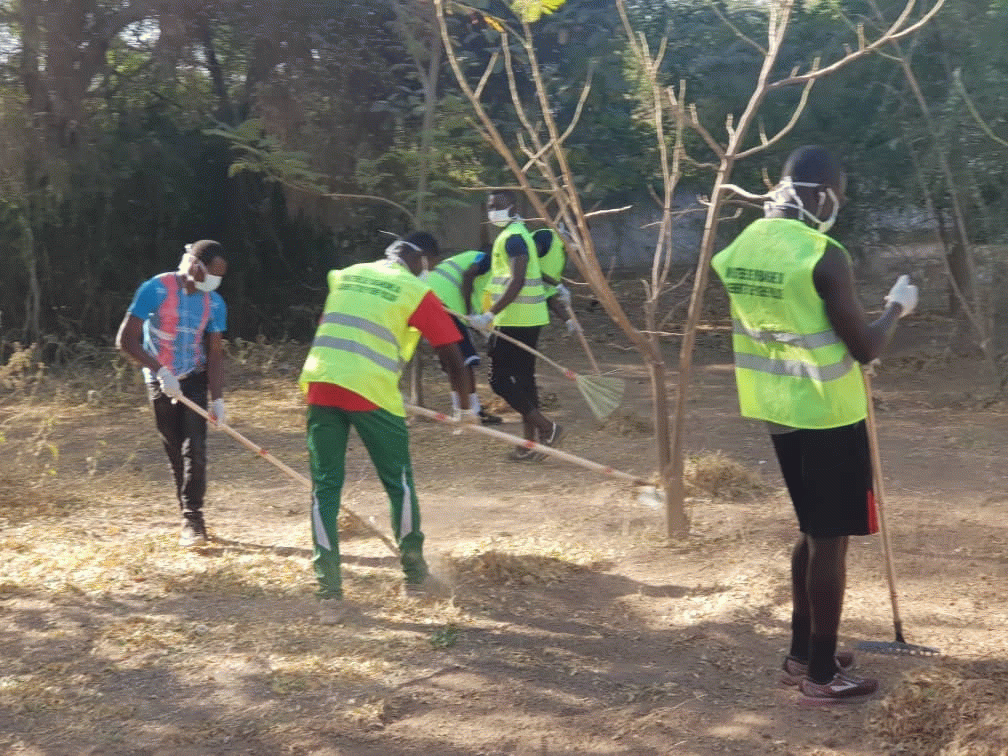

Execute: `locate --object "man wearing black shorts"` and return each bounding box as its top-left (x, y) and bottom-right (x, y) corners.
top-left (712, 146), bottom-right (918, 702)
top-left (464, 192), bottom-right (563, 461)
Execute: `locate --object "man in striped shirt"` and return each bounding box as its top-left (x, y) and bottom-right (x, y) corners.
top-left (117, 240), bottom-right (228, 548)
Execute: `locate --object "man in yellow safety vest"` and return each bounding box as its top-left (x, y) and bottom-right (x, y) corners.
top-left (426, 249), bottom-right (501, 425)
top-left (299, 231), bottom-right (477, 623)
top-left (712, 146), bottom-right (918, 703)
top-left (463, 191), bottom-right (564, 461)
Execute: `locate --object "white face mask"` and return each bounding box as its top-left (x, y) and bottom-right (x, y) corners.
top-left (765, 178), bottom-right (840, 233)
top-left (487, 209), bottom-right (512, 227)
top-left (195, 274), bottom-right (222, 292)
top-left (179, 249), bottom-right (222, 292)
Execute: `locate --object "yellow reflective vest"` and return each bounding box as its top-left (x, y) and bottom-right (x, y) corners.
top-left (537, 229), bottom-right (567, 298)
top-left (711, 218), bottom-right (866, 429)
top-left (428, 250), bottom-right (489, 317)
top-left (484, 221), bottom-right (549, 327)
top-left (299, 260), bottom-right (428, 417)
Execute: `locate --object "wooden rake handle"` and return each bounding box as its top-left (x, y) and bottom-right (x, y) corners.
top-left (447, 307), bottom-right (579, 382)
top-left (172, 393), bottom-right (400, 557)
top-left (406, 403), bottom-right (650, 487)
top-left (862, 369), bottom-right (906, 643)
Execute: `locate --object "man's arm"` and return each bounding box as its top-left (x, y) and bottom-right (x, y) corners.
top-left (206, 331), bottom-right (224, 400)
top-left (409, 292), bottom-right (471, 410)
top-left (116, 314), bottom-right (161, 373)
top-left (546, 293), bottom-right (566, 321)
top-left (813, 245), bottom-right (903, 364)
top-left (461, 265), bottom-right (479, 316)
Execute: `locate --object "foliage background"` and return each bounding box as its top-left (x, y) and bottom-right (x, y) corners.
top-left (0, 0), bottom-right (1004, 346)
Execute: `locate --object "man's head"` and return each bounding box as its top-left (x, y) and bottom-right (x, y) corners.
top-left (179, 240), bottom-right (227, 292)
top-left (392, 231), bottom-right (439, 277)
top-left (775, 146), bottom-right (846, 232)
top-left (487, 191), bottom-right (517, 227)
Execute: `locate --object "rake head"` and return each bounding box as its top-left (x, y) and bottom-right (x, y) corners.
top-left (856, 639), bottom-right (941, 657)
top-left (576, 374), bottom-right (625, 421)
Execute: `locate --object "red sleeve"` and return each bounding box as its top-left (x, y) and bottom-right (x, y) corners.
top-left (408, 291), bottom-right (462, 347)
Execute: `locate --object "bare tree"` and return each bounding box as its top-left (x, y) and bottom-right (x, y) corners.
top-left (434, 0), bottom-right (691, 536)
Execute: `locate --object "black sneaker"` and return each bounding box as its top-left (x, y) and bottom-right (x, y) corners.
top-left (179, 519), bottom-right (208, 548)
top-left (478, 408), bottom-right (502, 425)
top-left (530, 422), bottom-right (564, 461)
top-left (799, 671), bottom-right (878, 704)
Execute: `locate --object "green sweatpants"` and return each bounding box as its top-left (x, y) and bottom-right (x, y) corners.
top-left (306, 403), bottom-right (428, 599)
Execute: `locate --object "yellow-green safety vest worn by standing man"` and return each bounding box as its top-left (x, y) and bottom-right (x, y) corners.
top-left (711, 217), bottom-right (866, 429)
top-left (429, 250), bottom-right (490, 316)
top-left (484, 221), bottom-right (549, 327)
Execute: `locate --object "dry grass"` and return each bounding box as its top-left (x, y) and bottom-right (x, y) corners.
top-left (871, 660), bottom-right (1008, 755)
top-left (446, 535), bottom-right (606, 587)
top-left (685, 451), bottom-right (770, 500)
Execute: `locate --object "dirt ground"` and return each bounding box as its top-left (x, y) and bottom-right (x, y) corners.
top-left (1, 259), bottom-right (1006, 755)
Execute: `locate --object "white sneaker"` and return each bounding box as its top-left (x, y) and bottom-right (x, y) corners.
top-left (179, 520), bottom-right (208, 548)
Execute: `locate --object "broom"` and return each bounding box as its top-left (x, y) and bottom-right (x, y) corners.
top-left (449, 307), bottom-right (624, 421)
top-left (406, 403), bottom-right (663, 509)
top-left (856, 368), bottom-right (939, 657)
top-left (173, 394), bottom-right (400, 557)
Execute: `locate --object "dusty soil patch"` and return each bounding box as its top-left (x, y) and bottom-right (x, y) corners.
top-left (1, 271), bottom-right (1007, 755)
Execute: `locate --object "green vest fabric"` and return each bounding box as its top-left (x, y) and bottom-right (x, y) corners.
top-left (538, 230), bottom-right (567, 297)
top-left (299, 260), bottom-right (427, 417)
top-left (485, 221), bottom-right (549, 327)
top-left (428, 250), bottom-right (489, 317)
top-left (711, 218), bottom-right (866, 429)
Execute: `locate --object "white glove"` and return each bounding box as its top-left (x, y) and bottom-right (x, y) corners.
top-left (884, 274), bottom-right (918, 318)
top-left (209, 398), bottom-right (226, 426)
top-left (156, 366), bottom-right (181, 399)
top-left (467, 312), bottom-right (495, 332)
top-left (555, 283), bottom-right (572, 307)
top-left (565, 318), bottom-right (581, 335)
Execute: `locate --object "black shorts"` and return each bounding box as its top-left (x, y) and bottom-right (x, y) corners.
top-left (770, 420), bottom-right (878, 537)
top-left (450, 316), bottom-right (480, 367)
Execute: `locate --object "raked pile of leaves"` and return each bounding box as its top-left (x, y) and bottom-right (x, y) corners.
top-left (871, 659), bottom-right (1008, 755)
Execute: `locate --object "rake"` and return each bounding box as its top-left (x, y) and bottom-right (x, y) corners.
top-left (173, 394), bottom-right (400, 557)
top-left (448, 307), bottom-right (624, 421)
top-left (856, 369), bottom-right (939, 657)
top-left (406, 403), bottom-right (663, 509)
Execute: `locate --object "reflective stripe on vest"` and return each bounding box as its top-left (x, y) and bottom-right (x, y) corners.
top-left (711, 217), bottom-right (866, 429)
top-left (732, 319), bottom-right (842, 350)
top-left (485, 221), bottom-right (549, 327)
top-left (298, 261), bottom-right (427, 416)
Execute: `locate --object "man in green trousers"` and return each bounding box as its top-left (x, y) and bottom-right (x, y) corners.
top-left (299, 231), bottom-right (476, 623)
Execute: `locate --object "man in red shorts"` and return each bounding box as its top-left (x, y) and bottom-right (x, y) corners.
top-left (712, 146), bottom-right (918, 702)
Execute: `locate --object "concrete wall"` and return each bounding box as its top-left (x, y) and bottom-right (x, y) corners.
top-left (435, 187), bottom-right (710, 273)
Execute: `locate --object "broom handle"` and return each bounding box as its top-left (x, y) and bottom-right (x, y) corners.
top-left (448, 307), bottom-right (579, 382)
top-left (862, 369), bottom-right (906, 643)
top-left (172, 394), bottom-right (400, 557)
top-left (564, 301), bottom-right (601, 375)
top-left (406, 403), bottom-right (649, 487)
